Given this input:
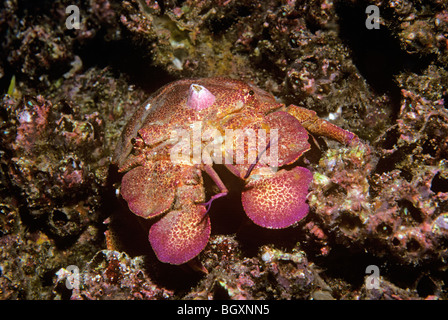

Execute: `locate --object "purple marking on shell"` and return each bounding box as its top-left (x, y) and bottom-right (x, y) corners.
top-left (186, 84), bottom-right (216, 110)
top-left (148, 205), bottom-right (211, 265)
top-left (241, 166), bottom-right (313, 229)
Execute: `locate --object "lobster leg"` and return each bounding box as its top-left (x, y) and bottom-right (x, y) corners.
top-left (201, 165), bottom-right (229, 213)
top-left (287, 104), bottom-right (358, 145)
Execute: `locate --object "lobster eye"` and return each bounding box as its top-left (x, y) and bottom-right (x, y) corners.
top-left (248, 90), bottom-right (254, 95)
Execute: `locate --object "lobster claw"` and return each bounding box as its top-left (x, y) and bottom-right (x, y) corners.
top-left (148, 204), bottom-right (210, 265)
top-left (241, 166), bottom-right (313, 229)
top-left (121, 160), bottom-right (209, 265)
top-left (120, 161), bottom-right (177, 219)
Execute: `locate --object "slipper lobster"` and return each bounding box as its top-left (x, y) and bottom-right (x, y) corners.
top-left (113, 77), bottom-right (357, 265)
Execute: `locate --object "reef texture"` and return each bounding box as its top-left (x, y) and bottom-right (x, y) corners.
top-left (0, 0), bottom-right (447, 300)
